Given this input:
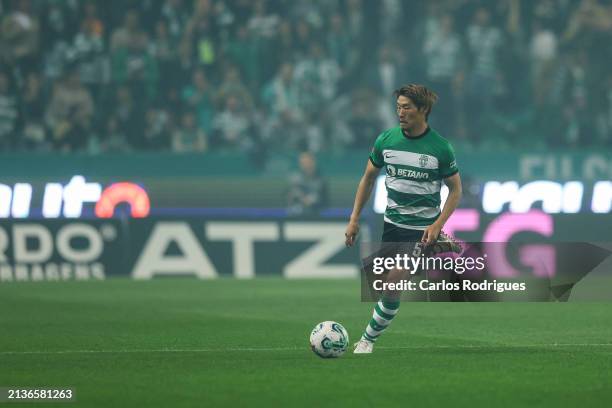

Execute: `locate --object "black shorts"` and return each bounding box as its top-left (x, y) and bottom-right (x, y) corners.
top-left (375, 222), bottom-right (425, 268)
top-left (361, 222), bottom-right (425, 300)
top-left (382, 222), bottom-right (423, 243)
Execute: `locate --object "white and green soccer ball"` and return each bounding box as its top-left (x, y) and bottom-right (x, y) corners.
top-left (309, 321), bottom-right (349, 358)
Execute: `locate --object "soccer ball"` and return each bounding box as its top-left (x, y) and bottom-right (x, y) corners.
top-left (309, 321), bottom-right (349, 358)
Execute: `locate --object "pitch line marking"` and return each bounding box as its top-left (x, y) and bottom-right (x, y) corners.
top-left (2, 343), bottom-right (612, 355)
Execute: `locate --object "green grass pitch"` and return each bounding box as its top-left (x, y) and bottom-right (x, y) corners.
top-left (1, 278), bottom-right (612, 407)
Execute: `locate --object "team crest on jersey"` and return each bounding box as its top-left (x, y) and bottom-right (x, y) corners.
top-left (386, 165), bottom-right (397, 176)
top-left (419, 155), bottom-right (429, 168)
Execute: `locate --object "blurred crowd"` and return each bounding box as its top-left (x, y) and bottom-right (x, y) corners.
top-left (1, 0), bottom-right (611, 158)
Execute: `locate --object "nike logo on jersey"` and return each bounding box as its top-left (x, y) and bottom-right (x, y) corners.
top-left (384, 152), bottom-right (396, 159)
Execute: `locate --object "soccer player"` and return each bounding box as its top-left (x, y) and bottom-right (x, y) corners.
top-left (345, 84), bottom-right (462, 354)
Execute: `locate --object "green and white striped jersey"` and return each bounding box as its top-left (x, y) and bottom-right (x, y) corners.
top-left (369, 126), bottom-right (458, 230)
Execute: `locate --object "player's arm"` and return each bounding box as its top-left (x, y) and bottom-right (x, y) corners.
top-left (422, 173), bottom-right (462, 245)
top-left (345, 160), bottom-right (380, 247)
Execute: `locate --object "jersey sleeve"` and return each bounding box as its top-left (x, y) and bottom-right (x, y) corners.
top-left (439, 142), bottom-right (459, 178)
top-left (368, 132), bottom-right (386, 168)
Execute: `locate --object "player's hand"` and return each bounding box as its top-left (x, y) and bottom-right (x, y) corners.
top-left (345, 221), bottom-right (360, 247)
top-left (421, 223), bottom-right (442, 246)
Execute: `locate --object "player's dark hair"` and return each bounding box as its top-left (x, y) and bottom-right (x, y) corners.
top-left (394, 84), bottom-right (438, 119)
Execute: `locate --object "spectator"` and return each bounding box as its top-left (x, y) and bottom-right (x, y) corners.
top-left (181, 68), bottom-right (215, 135)
top-left (110, 9), bottom-right (148, 52)
top-left (366, 46), bottom-right (401, 99)
top-left (100, 115), bottom-right (130, 152)
top-left (556, 50), bottom-right (593, 147)
top-left (466, 7), bottom-right (503, 83)
top-left (68, 4), bottom-right (108, 101)
top-left (423, 13), bottom-right (464, 137)
top-left (212, 95), bottom-right (255, 149)
top-left (380, 0), bottom-right (403, 42)
top-left (161, 84), bottom-right (184, 118)
top-left (326, 14), bottom-right (353, 70)
top-left (0, 70), bottom-right (19, 149)
top-left (39, 0), bottom-right (78, 53)
top-left (0, 0), bottom-right (40, 70)
top-left (599, 72), bottom-right (612, 145)
top-left (345, 0), bottom-right (365, 44)
top-left (287, 152), bottom-right (329, 216)
top-left (530, 19), bottom-right (558, 107)
top-left (261, 62), bottom-right (300, 121)
top-left (293, 20), bottom-right (315, 58)
top-left (230, 0), bottom-right (254, 26)
top-left (288, 0), bottom-right (325, 28)
top-left (563, 0), bottom-right (612, 42)
top-left (261, 109), bottom-right (303, 152)
top-left (21, 71), bottom-right (48, 150)
top-left (111, 10), bottom-right (158, 101)
top-left (246, 0), bottom-right (279, 83)
top-left (293, 110), bottom-right (325, 153)
top-left (172, 110), bottom-right (207, 152)
top-left (465, 7), bottom-right (504, 139)
top-left (150, 19), bottom-right (178, 92)
top-left (110, 85), bottom-right (144, 149)
top-left (224, 25), bottom-right (261, 93)
top-left (173, 38), bottom-right (196, 90)
top-left (142, 106), bottom-right (171, 150)
top-left (271, 21), bottom-right (295, 68)
top-left (214, 0), bottom-right (236, 42)
top-left (348, 88), bottom-right (382, 148)
top-left (546, 45), bottom-right (595, 148)
top-left (81, 1), bottom-right (103, 37)
top-left (161, 0), bottom-right (189, 45)
top-left (184, 1), bottom-right (218, 68)
top-left (45, 67), bottom-right (94, 151)
top-left (260, 63), bottom-right (308, 151)
top-left (42, 34), bottom-right (71, 81)
top-left (294, 43), bottom-right (342, 115)
top-left (216, 65), bottom-right (253, 111)
top-left (247, 0), bottom-right (279, 40)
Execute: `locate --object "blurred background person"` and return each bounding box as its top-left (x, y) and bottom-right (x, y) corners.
top-left (45, 66), bottom-right (94, 151)
top-left (0, 70), bottom-right (19, 150)
top-left (20, 70), bottom-right (48, 150)
top-left (423, 13), bottom-right (464, 139)
top-left (465, 6), bottom-right (503, 143)
top-left (0, 0), bottom-right (40, 71)
top-left (287, 151), bottom-right (329, 217)
top-left (172, 109), bottom-right (208, 153)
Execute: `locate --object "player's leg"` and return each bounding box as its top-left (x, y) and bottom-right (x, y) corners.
top-left (360, 266), bottom-right (408, 343)
top-left (354, 223), bottom-right (421, 354)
